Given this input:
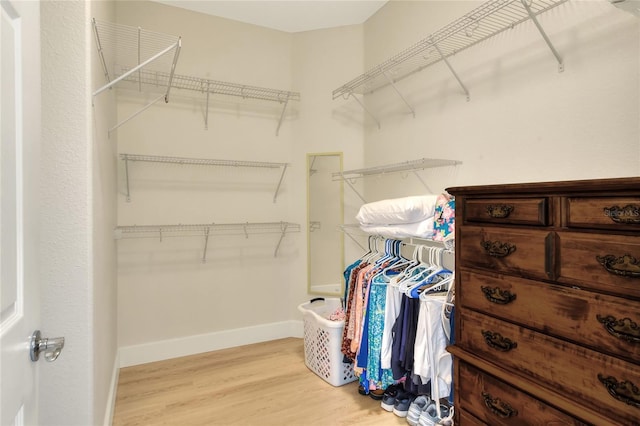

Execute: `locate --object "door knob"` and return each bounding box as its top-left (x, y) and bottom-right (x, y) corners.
top-left (30, 330), bottom-right (64, 362)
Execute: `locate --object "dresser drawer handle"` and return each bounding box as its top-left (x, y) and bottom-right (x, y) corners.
top-left (597, 374), bottom-right (640, 409)
top-left (604, 204), bottom-right (640, 224)
top-left (481, 392), bottom-right (519, 418)
top-left (596, 254), bottom-right (640, 278)
top-left (596, 314), bottom-right (640, 344)
top-left (481, 330), bottom-right (518, 352)
top-left (481, 286), bottom-right (517, 305)
top-left (481, 240), bottom-right (516, 258)
top-left (486, 204), bottom-right (514, 219)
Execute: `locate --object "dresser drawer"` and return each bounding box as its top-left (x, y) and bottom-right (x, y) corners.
top-left (464, 198), bottom-right (549, 226)
top-left (458, 310), bottom-right (640, 425)
top-left (566, 196), bottom-right (640, 230)
top-left (459, 270), bottom-right (640, 363)
top-left (458, 409), bottom-right (488, 425)
top-left (558, 232), bottom-right (640, 299)
top-left (458, 361), bottom-right (586, 425)
top-left (459, 226), bottom-right (555, 280)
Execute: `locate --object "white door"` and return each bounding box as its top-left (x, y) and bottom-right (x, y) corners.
top-left (1, 1), bottom-right (50, 424)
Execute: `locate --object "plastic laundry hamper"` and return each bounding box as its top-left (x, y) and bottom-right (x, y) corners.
top-left (297, 298), bottom-right (357, 387)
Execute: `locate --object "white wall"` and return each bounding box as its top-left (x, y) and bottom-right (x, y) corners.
top-left (115, 0), bottom-right (297, 357)
top-left (40, 1), bottom-right (118, 425)
top-left (113, 1), bottom-right (367, 365)
top-left (291, 24), bottom-right (366, 299)
top-left (355, 0), bottom-right (639, 203)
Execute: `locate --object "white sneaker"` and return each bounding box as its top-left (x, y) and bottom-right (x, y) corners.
top-left (406, 395), bottom-right (432, 426)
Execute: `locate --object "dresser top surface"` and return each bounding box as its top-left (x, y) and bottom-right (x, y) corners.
top-left (446, 176), bottom-right (640, 196)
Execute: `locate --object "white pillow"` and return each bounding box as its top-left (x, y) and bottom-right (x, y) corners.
top-left (359, 219), bottom-right (435, 239)
top-left (356, 195), bottom-right (438, 225)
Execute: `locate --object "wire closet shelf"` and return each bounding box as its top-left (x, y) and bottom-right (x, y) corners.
top-left (118, 68), bottom-right (301, 104)
top-left (114, 222), bottom-right (301, 260)
top-left (332, 158), bottom-right (461, 203)
top-left (119, 153), bottom-right (289, 203)
top-left (333, 158), bottom-right (462, 181)
top-left (92, 19), bottom-right (181, 101)
top-left (332, 0), bottom-right (568, 100)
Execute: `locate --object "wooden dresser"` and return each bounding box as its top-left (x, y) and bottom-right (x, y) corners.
top-left (446, 178), bottom-right (640, 426)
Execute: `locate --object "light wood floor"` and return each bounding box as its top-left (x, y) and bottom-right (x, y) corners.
top-left (112, 338), bottom-right (409, 425)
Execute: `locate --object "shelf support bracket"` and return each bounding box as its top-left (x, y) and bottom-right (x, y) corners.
top-left (92, 19), bottom-right (110, 96)
top-left (123, 155), bottom-right (131, 202)
top-left (274, 222), bottom-right (288, 257)
top-left (202, 227), bottom-right (210, 263)
top-left (273, 164), bottom-right (288, 203)
top-left (275, 95), bottom-right (290, 136)
top-left (164, 38), bottom-right (181, 103)
top-left (412, 170), bottom-right (433, 193)
top-left (432, 40), bottom-right (470, 101)
top-left (204, 81), bottom-right (210, 130)
top-left (343, 229), bottom-right (366, 252)
top-left (108, 94), bottom-right (165, 136)
top-left (349, 93), bottom-right (380, 130)
top-left (382, 71), bottom-right (416, 118)
top-left (520, 0), bottom-right (564, 72)
top-left (340, 172), bottom-right (367, 204)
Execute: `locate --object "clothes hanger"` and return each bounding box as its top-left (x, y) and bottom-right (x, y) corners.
top-left (371, 240), bottom-right (410, 281)
top-left (389, 245), bottom-right (420, 288)
top-left (406, 248), bottom-right (452, 298)
top-left (397, 246), bottom-right (440, 294)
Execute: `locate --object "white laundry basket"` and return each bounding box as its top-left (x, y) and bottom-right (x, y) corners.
top-left (297, 298), bottom-right (357, 387)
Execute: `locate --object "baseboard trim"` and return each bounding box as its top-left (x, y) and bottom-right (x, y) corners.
top-left (119, 320), bottom-right (303, 368)
top-left (103, 352), bottom-right (120, 426)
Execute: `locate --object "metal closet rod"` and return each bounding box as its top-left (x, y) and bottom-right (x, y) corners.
top-left (119, 153), bottom-right (289, 203)
top-left (114, 222), bottom-right (301, 260)
top-left (338, 227), bottom-right (455, 254)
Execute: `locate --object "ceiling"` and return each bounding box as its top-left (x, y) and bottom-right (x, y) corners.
top-left (151, 0), bottom-right (388, 33)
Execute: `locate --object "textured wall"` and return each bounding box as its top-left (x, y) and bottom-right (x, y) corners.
top-left (40, 0), bottom-right (118, 424)
top-left (40, 1), bottom-right (93, 424)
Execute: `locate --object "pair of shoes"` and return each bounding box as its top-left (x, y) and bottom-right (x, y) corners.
top-left (358, 384), bottom-right (367, 396)
top-left (406, 395), bottom-right (432, 426)
top-left (417, 401), bottom-right (452, 426)
top-left (369, 388), bottom-right (385, 400)
top-left (392, 391), bottom-right (417, 417)
top-left (380, 384), bottom-right (401, 411)
top-left (359, 384), bottom-right (386, 400)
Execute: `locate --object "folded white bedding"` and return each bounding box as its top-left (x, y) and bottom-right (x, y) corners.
top-left (356, 195), bottom-right (439, 226)
top-left (359, 219), bottom-right (434, 239)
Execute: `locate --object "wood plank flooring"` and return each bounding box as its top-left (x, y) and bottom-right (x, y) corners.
top-left (112, 338), bottom-right (409, 426)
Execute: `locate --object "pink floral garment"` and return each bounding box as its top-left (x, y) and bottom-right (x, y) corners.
top-left (433, 193), bottom-right (455, 242)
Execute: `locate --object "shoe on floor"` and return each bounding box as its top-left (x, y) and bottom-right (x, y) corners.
top-left (369, 388), bottom-right (385, 400)
top-left (417, 402), bottom-right (450, 426)
top-left (406, 395), bottom-right (432, 426)
top-left (380, 384), bottom-right (401, 412)
top-left (392, 391), bottom-right (416, 418)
